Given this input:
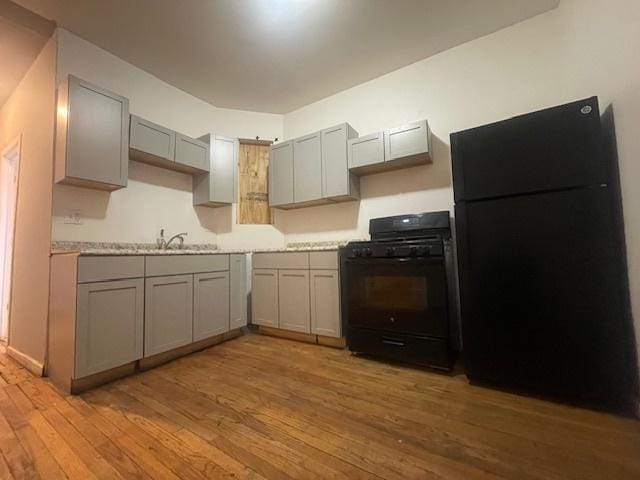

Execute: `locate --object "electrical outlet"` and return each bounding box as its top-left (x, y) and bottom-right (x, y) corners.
top-left (64, 210), bottom-right (83, 225)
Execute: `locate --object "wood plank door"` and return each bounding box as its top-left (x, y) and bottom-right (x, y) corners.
top-left (239, 142), bottom-right (271, 223)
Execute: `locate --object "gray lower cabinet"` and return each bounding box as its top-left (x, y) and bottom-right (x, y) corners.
top-left (175, 133), bottom-right (210, 173)
top-left (321, 123), bottom-right (359, 200)
top-left (55, 75), bottom-right (129, 191)
top-left (230, 254), bottom-right (248, 329)
top-left (193, 271), bottom-right (230, 341)
top-left (310, 270), bottom-right (341, 338)
top-left (269, 141), bottom-right (294, 207)
top-left (278, 269), bottom-right (311, 333)
top-left (76, 278), bottom-right (144, 378)
top-left (293, 132), bottom-right (322, 204)
top-left (193, 134), bottom-right (237, 207)
top-left (251, 251), bottom-right (341, 338)
top-left (144, 274), bottom-right (194, 356)
top-left (252, 269), bottom-right (279, 327)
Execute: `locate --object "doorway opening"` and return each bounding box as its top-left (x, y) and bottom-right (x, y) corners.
top-left (0, 136), bottom-right (21, 344)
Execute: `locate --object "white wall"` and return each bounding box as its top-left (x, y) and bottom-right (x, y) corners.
top-left (52, 29), bottom-right (286, 249)
top-left (282, 0), bottom-right (640, 372)
top-left (0, 34), bottom-right (56, 371)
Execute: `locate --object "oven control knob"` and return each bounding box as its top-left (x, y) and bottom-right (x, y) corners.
top-left (386, 247), bottom-right (395, 256)
top-left (364, 248), bottom-right (373, 256)
top-left (409, 246), bottom-right (417, 256)
top-left (353, 249), bottom-right (362, 257)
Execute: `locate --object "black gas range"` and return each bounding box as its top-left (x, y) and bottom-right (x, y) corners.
top-left (340, 211), bottom-right (458, 370)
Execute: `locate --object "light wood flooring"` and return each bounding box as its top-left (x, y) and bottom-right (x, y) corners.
top-left (0, 333), bottom-right (639, 479)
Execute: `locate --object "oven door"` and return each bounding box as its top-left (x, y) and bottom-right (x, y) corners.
top-left (344, 256), bottom-right (448, 338)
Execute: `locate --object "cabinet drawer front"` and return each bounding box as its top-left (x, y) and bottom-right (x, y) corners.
top-left (175, 133), bottom-right (209, 172)
top-left (194, 271), bottom-right (230, 341)
top-left (145, 254), bottom-right (229, 277)
top-left (144, 274), bottom-right (194, 356)
top-left (384, 120), bottom-right (430, 161)
top-left (76, 278), bottom-right (144, 378)
top-left (252, 252), bottom-right (309, 269)
top-left (348, 132), bottom-right (384, 170)
top-left (278, 270), bottom-right (311, 333)
top-left (77, 256), bottom-right (145, 283)
top-left (309, 251), bottom-right (338, 269)
top-left (130, 115), bottom-right (175, 160)
top-left (252, 269), bottom-right (279, 327)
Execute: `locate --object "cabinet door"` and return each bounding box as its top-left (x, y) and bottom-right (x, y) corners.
top-left (211, 135), bottom-right (237, 204)
top-left (252, 269), bottom-right (278, 327)
top-left (230, 254), bottom-right (247, 329)
top-left (278, 270), bottom-right (311, 333)
top-left (144, 274), bottom-right (193, 356)
top-left (348, 132), bottom-right (384, 170)
top-left (76, 278), bottom-right (144, 378)
top-left (129, 115), bottom-right (175, 161)
top-left (321, 124), bottom-right (358, 198)
top-left (269, 141), bottom-right (294, 206)
top-left (384, 120), bottom-right (430, 162)
top-left (293, 133), bottom-right (322, 203)
top-left (194, 271), bottom-right (230, 341)
top-left (175, 133), bottom-right (210, 173)
top-left (59, 75), bottom-right (129, 189)
top-left (310, 270), bottom-right (341, 338)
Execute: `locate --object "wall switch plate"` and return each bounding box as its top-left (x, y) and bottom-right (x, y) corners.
top-left (64, 210), bottom-right (83, 225)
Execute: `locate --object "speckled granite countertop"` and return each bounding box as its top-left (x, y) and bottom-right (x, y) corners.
top-left (51, 240), bottom-right (362, 256)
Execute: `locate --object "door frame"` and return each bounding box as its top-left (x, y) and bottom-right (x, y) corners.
top-left (0, 135), bottom-right (22, 343)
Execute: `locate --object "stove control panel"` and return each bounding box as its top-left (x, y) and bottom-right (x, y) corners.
top-left (346, 240), bottom-right (443, 258)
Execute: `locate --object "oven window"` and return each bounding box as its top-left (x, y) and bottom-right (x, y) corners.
top-left (364, 275), bottom-right (428, 311)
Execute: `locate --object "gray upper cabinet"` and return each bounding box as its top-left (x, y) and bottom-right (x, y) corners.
top-left (55, 75), bottom-right (129, 191)
top-left (76, 278), bottom-right (144, 378)
top-left (293, 132), bottom-right (322, 204)
top-left (348, 132), bottom-right (385, 173)
top-left (278, 269), bottom-right (311, 333)
top-left (230, 254), bottom-right (247, 330)
top-left (347, 120), bottom-right (432, 176)
top-left (193, 134), bottom-right (237, 207)
top-left (193, 271), bottom-right (230, 341)
top-left (144, 274), bottom-right (194, 357)
top-left (175, 133), bottom-right (210, 173)
top-left (384, 120), bottom-right (432, 165)
top-left (252, 269), bottom-right (278, 327)
top-left (269, 141), bottom-right (294, 207)
top-left (321, 123), bottom-right (359, 200)
top-left (129, 115), bottom-right (176, 167)
top-left (310, 270), bottom-right (340, 338)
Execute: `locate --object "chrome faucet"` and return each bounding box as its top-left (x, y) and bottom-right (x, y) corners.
top-left (157, 229), bottom-right (188, 250)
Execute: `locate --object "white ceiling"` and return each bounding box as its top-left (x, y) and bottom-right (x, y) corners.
top-left (0, 1), bottom-right (54, 108)
top-left (13, 0), bottom-right (559, 114)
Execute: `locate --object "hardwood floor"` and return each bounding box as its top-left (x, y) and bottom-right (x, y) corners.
top-left (0, 333), bottom-right (639, 479)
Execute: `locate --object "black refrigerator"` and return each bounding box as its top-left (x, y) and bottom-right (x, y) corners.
top-left (451, 97), bottom-right (638, 412)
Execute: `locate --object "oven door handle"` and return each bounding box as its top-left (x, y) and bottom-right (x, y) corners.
top-left (344, 257), bottom-right (441, 265)
top-left (381, 337), bottom-right (406, 347)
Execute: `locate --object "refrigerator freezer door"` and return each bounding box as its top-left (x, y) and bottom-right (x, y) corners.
top-left (455, 186), bottom-right (636, 410)
top-left (451, 97), bottom-right (607, 202)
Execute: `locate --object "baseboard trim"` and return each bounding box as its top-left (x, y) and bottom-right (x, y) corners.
top-left (256, 326), bottom-right (345, 349)
top-left (7, 346), bottom-right (44, 376)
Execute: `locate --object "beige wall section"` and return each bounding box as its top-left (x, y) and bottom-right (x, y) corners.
top-left (0, 33), bottom-right (57, 372)
top-left (52, 29), bottom-right (285, 249)
top-left (282, 0), bottom-right (640, 372)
